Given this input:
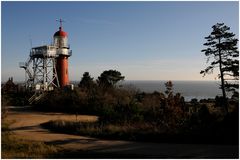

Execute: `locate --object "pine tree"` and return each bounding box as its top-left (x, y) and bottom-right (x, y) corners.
top-left (97, 70), bottom-right (125, 88)
top-left (200, 23), bottom-right (239, 112)
top-left (79, 72), bottom-right (95, 89)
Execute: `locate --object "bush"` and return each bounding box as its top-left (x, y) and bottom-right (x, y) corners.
top-left (34, 89), bottom-right (82, 113)
top-left (1, 91), bottom-right (31, 106)
top-left (34, 80), bottom-right (238, 145)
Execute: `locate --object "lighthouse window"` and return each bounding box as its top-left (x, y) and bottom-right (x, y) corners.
top-left (66, 69), bottom-right (68, 75)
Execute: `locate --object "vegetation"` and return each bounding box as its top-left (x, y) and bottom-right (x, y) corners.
top-left (1, 91), bottom-right (31, 106)
top-left (200, 23), bottom-right (239, 112)
top-left (97, 70), bottom-right (125, 88)
top-left (42, 106), bottom-right (238, 145)
top-left (36, 75), bottom-right (238, 145)
top-left (30, 69), bottom-right (239, 145)
top-left (2, 133), bottom-right (58, 158)
top-left (78, 72), bottom-right (95, 90)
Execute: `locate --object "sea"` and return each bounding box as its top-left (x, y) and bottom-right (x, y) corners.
top-left (13, 80), bottom-right (230, 102)
top-left (119, 80), bottom-right (226, 102)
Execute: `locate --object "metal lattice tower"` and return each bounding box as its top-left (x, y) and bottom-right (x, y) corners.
top-left (20, 46), bottom-right (60, 92)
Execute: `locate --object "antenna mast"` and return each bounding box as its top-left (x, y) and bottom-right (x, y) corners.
top-left (56, 18), bottom-right (65, 28)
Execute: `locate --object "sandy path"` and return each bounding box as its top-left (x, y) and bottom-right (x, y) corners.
top-left (5, 106), bottom-right (238, 158)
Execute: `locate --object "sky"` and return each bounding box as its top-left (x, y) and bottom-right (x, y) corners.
top-left (1, 1), bottom-right (239, 82)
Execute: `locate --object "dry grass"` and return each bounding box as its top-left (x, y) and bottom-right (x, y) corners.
top-left (41, 120), bottom-right (166, 142)
top-left (1, 119), bottom-right (58, 159)
top-left (2, 133), bottom-right (58, 158)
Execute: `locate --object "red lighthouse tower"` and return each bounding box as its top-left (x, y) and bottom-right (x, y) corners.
top-left (54, 19), bottom-right (72, 87)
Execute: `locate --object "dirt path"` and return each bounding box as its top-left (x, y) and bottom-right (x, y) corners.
top-left (5, 106), bottom-right (238, 158)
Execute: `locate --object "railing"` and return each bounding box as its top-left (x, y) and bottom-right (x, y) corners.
top-left (30, 49), bottom-right (57, 58)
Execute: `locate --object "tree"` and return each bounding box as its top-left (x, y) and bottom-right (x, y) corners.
top-left (78, 72), bottom-right (95, 89)
top-left (97, 70), bottom-right (125, 88)
top-left (165, 81), bottom-right (173, 96)
top-left (200, 23), bottom-right (239, 112)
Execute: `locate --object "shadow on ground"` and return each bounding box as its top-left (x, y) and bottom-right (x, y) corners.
top-left (46, 138), bottom-right (239, 159)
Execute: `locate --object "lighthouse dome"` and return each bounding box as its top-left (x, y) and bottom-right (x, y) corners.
top-left (54, 27), bottom-right (68, 37)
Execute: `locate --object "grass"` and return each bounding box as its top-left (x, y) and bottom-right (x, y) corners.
top-left (41, 120), bottom-right (161, 140)
top-left (2, 133), bottom-right (58, 158)
top-left (1, 120), bottom-right (58, 159)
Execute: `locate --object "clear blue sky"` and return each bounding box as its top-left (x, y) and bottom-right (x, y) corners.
top-left (1, 1), bottom-right (239, 82)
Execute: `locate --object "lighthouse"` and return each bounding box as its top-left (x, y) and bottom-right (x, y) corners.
top-left (20, 19), bottom-right (72, 93)
top-left (54, 19), bottom-right (72, 87)
top-left (19, 19), bottom-right (73, 103)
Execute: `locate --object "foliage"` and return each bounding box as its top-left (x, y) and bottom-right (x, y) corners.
top-left (78, 72), bottom-right (95, 90)
top-left (42, 106), bottom-right (238, 145)
top-left (1, 91), bottom-right (31, 106)
top-left (33, 73), bottom-right (238, 145)
top-left (35, 81), bottom-right (202, 127)
top-left (165, 80), bottom-right (173, 96)
top-left (97, 70), bottom-right (125, 88)
top-left (34, 88), bottom-right (82, 112)
top-left (200, 23), bottom-right (239, 111)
